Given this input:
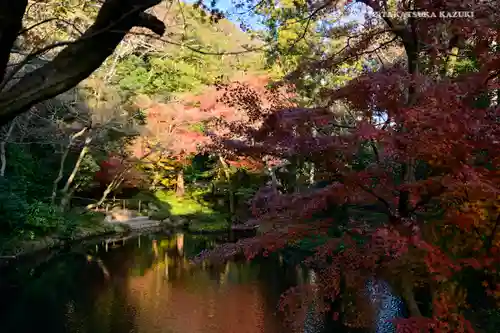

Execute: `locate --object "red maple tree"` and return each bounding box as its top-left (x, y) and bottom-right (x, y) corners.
top-left (95, 154), bottom-right (148, 190)
top-left (126, 95), bottom-right (216, 195)
top-left (195, 74), bottom-right (296, 172)
top-left (198, 1), bottom-right (500, 332)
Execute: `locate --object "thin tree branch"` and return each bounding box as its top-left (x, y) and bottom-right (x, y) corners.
top-left (123, 30), bottom-right (264, 55)
top-left (18, 17), bottom-right (84, 37)
top-left (285, 1), bottom-right (331, 53)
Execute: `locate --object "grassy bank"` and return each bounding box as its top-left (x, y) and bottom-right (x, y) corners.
top-left (134, 190), bottom-right (231, 233)
top-left (0, 187), bottom-right (233, 259)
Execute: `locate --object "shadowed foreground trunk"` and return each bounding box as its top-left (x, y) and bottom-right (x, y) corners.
top-left (0, 0), bottom-right (165, 126)
top-left (0, 120), bottom-right (15, 177)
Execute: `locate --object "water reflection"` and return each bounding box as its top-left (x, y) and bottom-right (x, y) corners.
top-left (365, 279), bottom-right (407, 333)
top-left (0, 233), bottom-right (320, 333)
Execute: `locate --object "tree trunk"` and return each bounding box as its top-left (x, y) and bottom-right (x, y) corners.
top-left (176, 169), bottom-right (185, 196)
top-left (308, 126), bottom-right (317, 185)
top-left (268, 166), bottom-right (279, 195)
top-left (397, 24), bottom-right (419, 220)
top-left (401, 276), bottom-right (422, 317)
top-left (218, 156), bottom-right (234, 215)
top-left (88, 176), bottom-right (124, 209)
top-left (87, 149), bottom-right (157, 210)
top-left (51, 127), bottom-right (87, 204)
top-left (0, 0), bottom-right (28, 83)
top-left (60, 184), bottom-right (79, 211)
top-left (0, 120), bottom-right (15, 177)
top-left (59, 136), bottom-right (91, 209)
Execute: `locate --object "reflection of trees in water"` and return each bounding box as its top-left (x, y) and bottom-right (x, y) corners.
top-left (365, 279), bottom-right (406, 333)
top-left (0, 233), bottom-right (343, 333)
top-left (123, 233), bottom-right (297, 333)
top-left (0, 251), bottom-right (138, 333)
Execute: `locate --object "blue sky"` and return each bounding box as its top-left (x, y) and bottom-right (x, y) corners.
top-left (183, 0), bottom-right (367, 32)
top-left (184, 0), bottom-right (264, 29)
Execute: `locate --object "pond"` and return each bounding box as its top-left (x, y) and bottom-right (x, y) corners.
top-left (0, 232), bottom-right (322, 333)
top-left (0, 232), bottom-right (404, 333)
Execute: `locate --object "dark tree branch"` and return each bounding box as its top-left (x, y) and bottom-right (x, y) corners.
top-left (356, 1), bottom-right (420, 219)
top-left (0, 0), bottom-right (165, 126)
top-left (285, 1), bottom-right (331, 53)
top-left (136, 12), bottom-right (166, 36)
top-left (0, 0), bottom-right (28, 83)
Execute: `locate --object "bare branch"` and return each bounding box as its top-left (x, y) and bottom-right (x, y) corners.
top-left (124, 30), bottom-right (264, 55)
top-left (51, 126), bottom-right (88, 204)
top-left (18, 17), bottom-right (84, 37)
top-left (286, 1), bottom-right (331, 54)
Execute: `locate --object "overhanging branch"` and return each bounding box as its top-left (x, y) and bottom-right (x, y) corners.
top-left (0, 0), bottom-right (165, 126)
top-left (136, 12), bottom-right (166, 36)
top-left (0, 0), bottom-right (28, 83)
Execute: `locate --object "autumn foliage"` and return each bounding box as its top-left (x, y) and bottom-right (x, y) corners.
top-left (196, 1), bottom-right (500, 333)
top-left (95, 154), bottom-right (148, 190)
top-left (197, 74), bottom-right (296, 171)
top-left (131, 95), bottom-right (211, 161)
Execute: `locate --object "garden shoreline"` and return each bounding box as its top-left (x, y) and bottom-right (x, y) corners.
top-left (0, 222), bottom-right (163, 269)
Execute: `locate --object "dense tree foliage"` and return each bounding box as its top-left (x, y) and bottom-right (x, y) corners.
top-left (197, 1), bottom-right (500, 332)
top-left (0, 0), bottom-right (264, 238)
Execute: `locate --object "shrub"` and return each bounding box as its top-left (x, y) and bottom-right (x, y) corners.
top-left (25, 201), bottom-right (65, 237)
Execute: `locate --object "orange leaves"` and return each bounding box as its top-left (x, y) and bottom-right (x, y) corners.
top-left (429, 293), bottom-right (475, 333)
top-left (226, 157), bottom-right (265, 172)
top-left (185, 3), bottom-right (500, 333)
top-left (135, 99), bottom-right (214, 159)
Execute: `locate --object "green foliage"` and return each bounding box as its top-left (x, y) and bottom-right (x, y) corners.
top-left (290, 234), bottom-right (330, 252)
top-left (477, 308), bottom-right (500, 332)
top-left (72, 154), bottom-right (101, 188)
top-left (141, 187), bottom-right (230, 231)
top-left (6, 144), bottom-right (56, 201)
top-left (0, 139), bottom-right (108, 240)
top-left (61, 209), bottom-right (108, 236)
top-left (188, 219), bottom-right (229, 232)
top-left (25, 201), bottom-right (65, 238)
top-left (255, 1), bottom-right (365, 105)
top-left (0, 178), bottom-right (29, 234)
top-left (189, 122), bottom-right (206, 134)
top-left (110, 3), bottom-right (265, 102)
top-left (155, 190), bottom-right (215, 216)
top-left (0, 144), bottom-right (62, 236)
top-left (455, 57), bottom-right (478, 75)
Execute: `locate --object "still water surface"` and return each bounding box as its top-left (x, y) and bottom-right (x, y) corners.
top-left (0, 233), bottom-right (325, 333)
